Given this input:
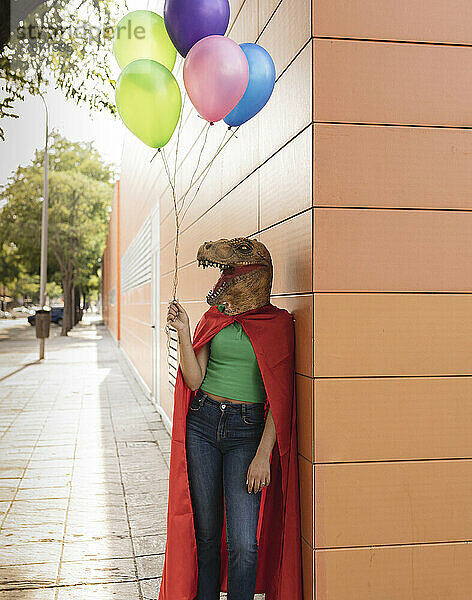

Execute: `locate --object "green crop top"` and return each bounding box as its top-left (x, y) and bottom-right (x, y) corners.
top-left (200, 305), bottom-right (267, 403)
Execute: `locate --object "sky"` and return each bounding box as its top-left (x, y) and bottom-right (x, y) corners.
top-left (0, 0), bottom-right (165, 201)
top-left (0, 88), bottom-right (124, 192)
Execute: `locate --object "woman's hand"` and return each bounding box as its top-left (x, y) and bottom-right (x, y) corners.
top-left (167, 300), bottom-right (190, 334)
top-left (246, 453), bottom-right (271, 494)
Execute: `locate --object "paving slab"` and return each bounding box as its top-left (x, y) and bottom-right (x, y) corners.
top-left (0, 316), bottom-right (170, 599)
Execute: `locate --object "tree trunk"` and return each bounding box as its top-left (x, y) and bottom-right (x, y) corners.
top-left (61, 267), bottom-right (73, 336)
top-left (74, 286), bottom-right (80, 324)
top-left (69, 282), bottom-right (75, 330)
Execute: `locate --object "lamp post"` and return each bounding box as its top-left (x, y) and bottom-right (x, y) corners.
top-left (38, 92), bottom-right (49, 359)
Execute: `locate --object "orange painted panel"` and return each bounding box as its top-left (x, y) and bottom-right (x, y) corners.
top-left (120, 283), bottom-right (152, 390)
top-left (314, 0), bottom-right (472, 45)
top-left (316, 459), bottom-right (472, 548)
top-left (227, 0), bottom-right (245, 31)
top-left (259, 211), bottom-right (312, 295)
top-left (220, 114), bottom-right (261, 200)
top-left (177, 300), bottom-right (209, 338)
top-left (314, 294), bottom-right (472, 377)
top-left (296, 375), bottom-right (314, 462)
top-left (162, 261), bottom-right (220, 303)
top-left (160, 273), bottom-right (174, 305)
top-left (120, 131), bottom-right (160, 253)
top-left (316, 542), bottom-right (472, 600)
top-left (258, 0), bottom-right (281, 34)
top-left (259, 42), bottom-right (312, 163)
top-left (160, 119), bottom-right (218, 226)
top-left (103, 183), bottom-right (120, 340)
top-left (260, 126), bottom-right (312, 230)
top-left (177, 173), bottom-right (259, 267)
top-left (314, 208), bottom-right (472, 292)
top-left (315, 377), bottom-right (472, 463)
top-left (160, 240), bottom-right (177, 277)
top-left (299, 454), bottom-right (314, 548)
top-left (229, 0), bottom-right (258, 45)
top-left (258, 0), bottom-right (311, 77)
top-left (161, 171), bottom-right (259, 274)
top-left (270, 294), bottom-right (313, 378)
top-left (302, 537), bottom-right (314, 600)
top-left (176, 120), bottom-right (226, 211)
top-left (172, 155), bottom-right (223, 233)
top-left (314, 123), bottom-right (472, 210)
top-left (160, 212), bottom-right (177, 251)
top-left (314, 39), bottom-right (472, 126)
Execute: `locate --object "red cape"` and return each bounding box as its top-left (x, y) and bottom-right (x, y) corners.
top-left (158, 303), bottom-right (303, 600)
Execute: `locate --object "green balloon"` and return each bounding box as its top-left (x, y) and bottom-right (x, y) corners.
top-left (115, 59), bottom-right (182, 148)
top-left (113, 10), bottom-right (176, 71)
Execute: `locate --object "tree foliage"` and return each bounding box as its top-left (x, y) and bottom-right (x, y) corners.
top-left (0, 132), bottom-right (114, 333)
top-left (0, 0), bottom-right (124, 139)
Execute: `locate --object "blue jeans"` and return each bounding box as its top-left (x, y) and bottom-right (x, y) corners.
top-left (185, 388), bottom-right (266, 600)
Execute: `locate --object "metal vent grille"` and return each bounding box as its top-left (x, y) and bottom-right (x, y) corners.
top-left (167, 327), bottom-right (179, 392)
top-left (120, 217), bottom-right (151, 293)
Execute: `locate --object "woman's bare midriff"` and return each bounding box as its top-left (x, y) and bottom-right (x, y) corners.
top-left (201, 390), bottom-right (256, 405)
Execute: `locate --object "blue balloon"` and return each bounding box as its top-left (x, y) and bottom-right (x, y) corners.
top-left (224, 43), bottom-right (275, 127)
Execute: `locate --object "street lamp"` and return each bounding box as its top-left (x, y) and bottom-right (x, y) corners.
top-left (38, 92), bottom-right (49, 360)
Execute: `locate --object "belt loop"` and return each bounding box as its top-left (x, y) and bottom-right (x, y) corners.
top-left (241, 403), bottom-right (246, 419)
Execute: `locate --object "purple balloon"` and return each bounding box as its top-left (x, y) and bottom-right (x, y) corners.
top-left (164, 0), bottom-right (230, 57)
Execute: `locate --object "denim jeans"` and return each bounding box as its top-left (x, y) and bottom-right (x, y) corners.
top-left (185, 388), bottom-right (266, 600)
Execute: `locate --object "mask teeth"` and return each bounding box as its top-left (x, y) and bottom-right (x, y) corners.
top-left (206, 280), bottom-right (229, 301)
top-left (198, 259), bottom-right (228, 270)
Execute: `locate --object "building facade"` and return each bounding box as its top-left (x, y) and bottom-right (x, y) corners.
top-left (102, 1), bottom-right (472, 598)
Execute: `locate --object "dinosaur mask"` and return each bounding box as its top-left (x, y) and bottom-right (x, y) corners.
top-left (196, 237), bottom-right (273, 315)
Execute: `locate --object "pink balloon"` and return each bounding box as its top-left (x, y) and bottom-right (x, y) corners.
top-left (183, 35), bottom-right (249, 123)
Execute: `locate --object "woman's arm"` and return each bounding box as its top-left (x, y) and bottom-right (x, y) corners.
top-left (167, 300), bottom-right (209, 390)
top-left (256, 407), bottom-right (277, 458)
top-left (247, 407), bottom-right (277, 494)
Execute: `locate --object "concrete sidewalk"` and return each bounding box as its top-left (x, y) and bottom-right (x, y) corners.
top-left (0, 316), bottom-right (171, 599)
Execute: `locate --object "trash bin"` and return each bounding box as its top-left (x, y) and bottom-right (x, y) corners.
top-left (35, 309), bottom-right (51, 339)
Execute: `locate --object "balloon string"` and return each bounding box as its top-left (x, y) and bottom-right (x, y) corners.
top-left (176, 122), bottom-right (211, 215)
top-left (160, 121), bottom-right (239, 373)
top-left (179, 125), bottom-right (239, 225)
top-left (161, 147), bottom-right (179, 302)
top-left (160, 147), bottom-right (179, 367)
top-left (173, 92), bottom-right (187, 189)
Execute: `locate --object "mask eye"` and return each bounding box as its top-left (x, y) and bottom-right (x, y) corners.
top-left (237, 243), bottom-right (251, 254)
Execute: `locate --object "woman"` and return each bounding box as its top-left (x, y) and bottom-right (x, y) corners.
top-left (159, 237), bottom-right (302, 600)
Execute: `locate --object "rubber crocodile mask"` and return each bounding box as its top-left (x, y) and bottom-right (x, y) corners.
top-left (196, 237), bottom-right (273, 315)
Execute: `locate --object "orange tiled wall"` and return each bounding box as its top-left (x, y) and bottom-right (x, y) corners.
top-left (158, 1), bottom-right (314, 597)
top-left (313, 2), bottom-right (472, 599)
top-left (118, 134), bottom-right (161, 390)
top-left (102, 182), bottom-right (120, 341)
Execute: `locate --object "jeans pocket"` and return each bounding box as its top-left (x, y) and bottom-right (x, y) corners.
top-left (241, 406), bottom-right (265, 425)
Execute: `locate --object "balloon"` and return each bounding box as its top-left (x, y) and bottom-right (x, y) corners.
top-left (183, 35), bottom-right (249, 124)
top-left (164, 0), bottom-right (230, 57)
top-left (115, 59), bottom-right (182, 148)
top-left (113, 10), bottom-right (177, 71)
top-left (224, 43), bottom-right (275, 127)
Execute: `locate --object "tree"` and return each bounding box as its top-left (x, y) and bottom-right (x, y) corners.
top-left (0, 132), bottom-right (114, 334)
top-left (0, 0), bottom-right (122, 139)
